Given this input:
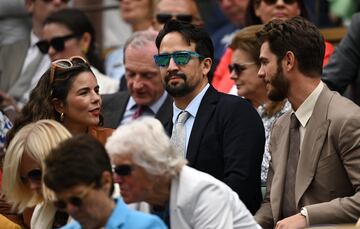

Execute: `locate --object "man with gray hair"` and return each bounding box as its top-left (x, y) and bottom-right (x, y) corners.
top-left (102, 30), bottom-right (172, 128)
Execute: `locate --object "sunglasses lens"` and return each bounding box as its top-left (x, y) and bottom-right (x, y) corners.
top-left (173, 52), bottom-right (191, 65)
top-left (54, 200), bottom-right (67, 210)
top-left (156, 14), bottom-right (172, 24)
top-left (28, 169), bottom-right (42, 181)
top-left (114, 165), bottom-right (132, 176)
top-left (176, 14), bottom-right (193, 23)
top-left (69, 197), bottom-right (83, 208)
top-left (51, 37), bottom-right (66, 52)
top-left (284, 0), bottom-right (296, 3)
top-left (154, 54), bottom-right (170, 67)
top-left (71, 57), bottom-right (86, 64)
top-left (36, 41), bottom-right (50, 54)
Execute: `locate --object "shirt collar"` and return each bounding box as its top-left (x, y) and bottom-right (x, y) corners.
top-left (128, 91), bottom-right (168, 114)
top-left (294, 81), bottom-right (324, 127)
top-left (172, 83), bottom-right (210, 123)
top-left (30, 30), bottom-right (41, 47)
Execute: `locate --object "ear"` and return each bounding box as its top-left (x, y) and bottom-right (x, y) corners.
top-left (201, 57), bottom-right (212, 77)
top-left (100, 171), bottom-right (113, 194)
top-left (283, 51), bottom-right (296, 72)
top-left (79, 32), bottom-right (91, 54)
top-left (25, 0), bottom-right (34, 13)
top-left (52, 98), bottom-right (65, 114)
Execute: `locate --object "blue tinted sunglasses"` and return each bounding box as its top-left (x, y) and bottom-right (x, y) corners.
top-left (154, 51), bottom-right (204, 67)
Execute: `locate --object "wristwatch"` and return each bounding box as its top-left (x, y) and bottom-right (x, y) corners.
top-left (300, 207), bottom-right (308, 218)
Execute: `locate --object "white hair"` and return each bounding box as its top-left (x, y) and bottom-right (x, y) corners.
top-left (105, 117), bottom-right (186, 178)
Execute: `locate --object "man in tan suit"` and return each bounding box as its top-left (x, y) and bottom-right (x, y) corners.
top-left (255, 17), bottom-right (360, 229)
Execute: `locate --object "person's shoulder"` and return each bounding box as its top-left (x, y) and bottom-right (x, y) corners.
top-left (58, 221), bottom-right (81, 229)
top-left (101, 91), bottom-right (129, 101)
top-left (127, 209), bottom-right (167, 228)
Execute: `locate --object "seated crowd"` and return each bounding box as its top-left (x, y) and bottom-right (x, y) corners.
top-left (0, 0), bottom-right (360, 228)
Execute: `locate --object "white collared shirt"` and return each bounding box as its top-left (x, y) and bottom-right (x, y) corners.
top-left (293, 81), bottom-right (324, 148)
top-left (172, 83), bottom-right (210, 153)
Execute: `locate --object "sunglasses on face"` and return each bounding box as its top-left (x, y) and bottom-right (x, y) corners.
top-left (154, 51), bottom-right (204, 67)
top-left (228, 62), bottom-right (257, 77)
top-left (156, 13), bottom-right (193, 24)
top-left (112, 164), bottom-right (133, 176)
top-left (36, 34), bottom-right (79, 54)
top-left (20, 169), bottom-right (42, 184)
top-left (54, 183), bottom-right (95, 210)
top-left (261, 0), bottom-right (297, 5)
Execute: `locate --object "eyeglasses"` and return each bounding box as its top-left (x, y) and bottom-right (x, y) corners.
top-left (36, 34), bottom-right (80, 54)
top-left (54, 183), bottom-right (95, 210)
top-left (261, 0), bottom-right (297, 5)
top-left (112, 164), bottom-right (133, 176)
top-left (228, 62), bottom-right (257, 77)
top-left (20, 169), bottom-right (42, 184)
top-left (156, 13), bottom-right (193, 24)
top-left (50, 56), bottom-right (88, 85)
top-left (154, 51), bottom-right (204, 67)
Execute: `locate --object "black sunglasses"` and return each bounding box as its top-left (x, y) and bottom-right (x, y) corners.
top-left (228, 62), bottom-right (256, 77)
top-left (54, 183), bottom-right (95, 210)
top-left (20, 169), bottom-right (42, 184)
top-left (36, 34), bottom-right (79, 54)
top-left (156, 13), bottom-right (193, 24)
top-left (42, 0), bottom-right (70, 3)
top-left (262, 0), bottom-right (297, 5)
top-left (112, 164), bottom-right (133, 176)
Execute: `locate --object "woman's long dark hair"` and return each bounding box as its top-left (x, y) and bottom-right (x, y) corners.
top-left (44, 8), bottom-right (104, 72)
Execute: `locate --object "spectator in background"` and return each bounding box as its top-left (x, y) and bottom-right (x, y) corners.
top-left (44, 134), bottom-right (167, 229)
top-left (0, 0), bottom-right (68, 109)
top-left (211, 0), bottom-right (249, 70)
top-left (228, 25), bottom-right (291, 188)
top-left (155, 20), bottom-right (265, 214)
top-left (106, 117), bottom-right (261, 229)
top-left (2, 120), bottom-right (72, 229)
top-left (105, 0), bottom-right (155, 89)
top-left (102, 30), bottom-right (172, 128)
top-left (152, 0), bottom-right (203, 31)
top-left (38, 8), bottom-right (118, 94)
top-left (212, 0), bottom-right (334, 94)
top-left (6, 56), bottom-right (113, 147)
top-left (322, 12), bottom-right (360, 106)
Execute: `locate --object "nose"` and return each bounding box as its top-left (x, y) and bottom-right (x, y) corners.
top-left (28, 180), bottom-right (41, 191)
top-left (258, 66), bottom-right (265, 79)
top-left (220, 0), bottom-right (232, 8)
top-left (166, 57), bottom-right (179, 73)
top-left (132, 76), bottom-right (144, 90)
top-left (91, 91), bottom-right (101, 103)
top-left (48, 45), bottom-right (57, 56)
top-left (275, 0), bottom-right (286, 6)
top-left (229, 70), bottom-right (238, 80)
top-left (66, 202), bottom-right (79, 216)
top-left (113, 174), bottom-right (124, 185)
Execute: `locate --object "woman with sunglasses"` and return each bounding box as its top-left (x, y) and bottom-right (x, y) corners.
top-left (228, 25), bottom-right (290, 190)
top-left (2, 119), bottom-right (72, 229)
top-left (37, 8), bottom-right (118, 94)
top-left (212, 0), bottom-right (334, 93)
top-left (6, 56), bottom-right (113, 147)
top-left (106, 117), bottom-right (261, 229)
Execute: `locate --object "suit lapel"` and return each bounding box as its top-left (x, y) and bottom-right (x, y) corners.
top-left (295, 86), bottom-right (334, 207)
top-left (155, 94), bottom-right (173, 128)
top-left (270, 113), bottom-right (292, 222)
top-left (186, 86), bottom-right (218, 165)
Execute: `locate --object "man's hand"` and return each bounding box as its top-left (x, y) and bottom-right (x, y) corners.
top-left (275, 213), bottom-right (307, 229)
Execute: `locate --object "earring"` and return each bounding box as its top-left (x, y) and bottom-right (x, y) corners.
top-left (60, 113), bottom-right (64, 122)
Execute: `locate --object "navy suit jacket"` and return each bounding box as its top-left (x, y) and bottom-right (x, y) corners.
top-left (101, 92), bottom-right (173, 129)
top-left (166, 86), bottom-right (265, 214)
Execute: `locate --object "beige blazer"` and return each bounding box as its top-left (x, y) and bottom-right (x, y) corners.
top-left (255, 86), bottom-right (360, 228)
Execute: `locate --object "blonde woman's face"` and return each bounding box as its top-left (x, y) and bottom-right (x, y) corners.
top-left (20, 152), bottom-right (43, 197)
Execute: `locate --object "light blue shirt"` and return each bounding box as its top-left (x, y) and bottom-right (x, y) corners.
top-left (121, 91), bottom-right (168, 125)
top-left (104, 47), bottom-right (125, 82)
top-left (60, 198), bottom-right (167, 229)
top-left (172, 84), bottom-right (210, 154)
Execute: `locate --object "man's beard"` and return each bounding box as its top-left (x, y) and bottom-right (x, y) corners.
top-left (268, 64), bottom-right (289, 101)
top-left (164, 72), bottom-right (195, 97)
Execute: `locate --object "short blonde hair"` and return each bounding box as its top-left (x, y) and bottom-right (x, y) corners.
top-left (2, 119), bottom-right (71, 212)
top-left (106, 117), bottom-right (186, 179)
